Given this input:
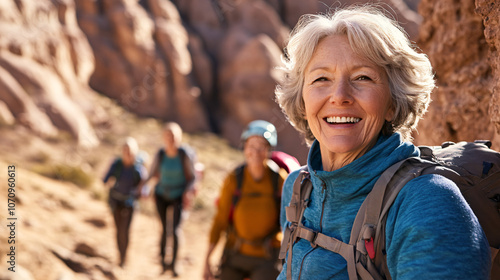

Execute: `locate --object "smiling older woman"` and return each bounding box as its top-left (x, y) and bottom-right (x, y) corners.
top-left (276, 5), bottom-right (490, 280)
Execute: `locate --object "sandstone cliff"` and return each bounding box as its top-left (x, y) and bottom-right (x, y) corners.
top-left (0, 0), bottom-right (423, 162)
top-left (414, 0), bottom-right (500, 149)
top-left (2, 0), bottom-right (499, 156)
top-left (0, 0), bottom-right (100, 147)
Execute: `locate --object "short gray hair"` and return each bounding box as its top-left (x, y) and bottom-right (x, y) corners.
top-left (123, 137), bottom-right (139, 156)
top-left (275, 5), bottom-right (435, 145)
top-left (164, 122), bottom-right (183, 146)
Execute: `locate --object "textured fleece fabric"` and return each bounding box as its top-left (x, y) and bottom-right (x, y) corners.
top-left (279, 133), bottom-right (491, 280)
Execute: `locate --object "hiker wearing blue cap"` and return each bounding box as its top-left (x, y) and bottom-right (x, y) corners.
top-left (203, 120), bottom-right (288, 280)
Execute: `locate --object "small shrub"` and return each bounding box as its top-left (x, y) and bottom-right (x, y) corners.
top-left (33, 164), bottom-right (94, 189)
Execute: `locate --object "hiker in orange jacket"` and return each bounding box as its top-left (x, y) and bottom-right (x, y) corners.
top-left (203, 120), bottom-right (288, 280)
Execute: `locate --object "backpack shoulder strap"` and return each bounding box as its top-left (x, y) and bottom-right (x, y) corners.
top-left (131, 163), bottom-right (142, 186)
top-left (351, 157), bottom-right (435, 280)
top-left (158, 148), bottom-right (165, 161)
top-left (178, 147), bottom-right (195, 186)
top-left (112, 158), bottom-right (124, 180)
top-left (155, 148), bottom-right (165, 175)
top-left (279, 166), bottom-right (313, 279)
top-left (232, 164), bottom-right (246, 213)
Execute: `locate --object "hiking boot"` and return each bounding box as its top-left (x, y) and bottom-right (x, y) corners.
top-left (172, 262), bottom-right (182, 278)
top-left (161, 261), bottom-right (169, 273)
top-left (119, 258), bottom-right (126, 268)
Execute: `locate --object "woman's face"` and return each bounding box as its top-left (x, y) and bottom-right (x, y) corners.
top-left (302, 35), bottom-right (394, 166)
top-left (163, 130), bottom-right (176, 149)
top-left (122, 145), bottom-right (134, 166)
top-left (244, 136), bottom-right (270, 167)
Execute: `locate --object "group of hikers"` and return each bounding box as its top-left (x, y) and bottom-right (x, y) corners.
top-left (101, 4), bottom-right (499, 280)
top-left (103, 119), bottom-right (293, 278)
top-left (103, 122), bottom-right (196, 276)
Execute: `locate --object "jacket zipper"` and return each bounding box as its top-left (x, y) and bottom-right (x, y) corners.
top-left (318, 177), bottom-right (327, 230)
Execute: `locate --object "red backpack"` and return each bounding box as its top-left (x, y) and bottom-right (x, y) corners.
top-left (270, 151), bottom-right (301, 174)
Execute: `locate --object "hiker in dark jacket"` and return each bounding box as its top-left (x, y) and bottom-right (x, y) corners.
top-left (203, 120), bottom-right (288, 280)
top-left (103, 137), bottom-right (147, 267)
top-left (275, 5), bottom-right (491, 280)
top-left (138, 122), bottom-right (196, 277)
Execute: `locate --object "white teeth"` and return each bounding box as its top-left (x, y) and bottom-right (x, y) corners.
top-left (326, 116), bottom-right (361, 124)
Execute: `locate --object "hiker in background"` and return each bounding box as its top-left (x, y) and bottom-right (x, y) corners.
top-left (203, 120), bottom-right (288, 280)
top-left (138, 122), bottom-right (196, 277)
top-left (275, 5), bottom-right (491, 280)
top-left (103, 137), bottom-right (147, 267)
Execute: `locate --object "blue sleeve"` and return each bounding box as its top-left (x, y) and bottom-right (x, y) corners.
top-left (103, 159), bottom-right (119, 183)
top-left (280, 170), bottom-right (300, 229)
top-left (385, 174), bottom-right (491, 279)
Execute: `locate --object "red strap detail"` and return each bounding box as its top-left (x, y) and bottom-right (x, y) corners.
top-left (365, 237), bottom-right (375, 259)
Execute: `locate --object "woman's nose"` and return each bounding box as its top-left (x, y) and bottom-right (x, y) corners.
top-left (329, 79), bottom-right (353, 105)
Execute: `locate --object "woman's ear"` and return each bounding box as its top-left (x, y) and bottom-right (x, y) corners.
top-left (385, 103), bottom-right (395, 122)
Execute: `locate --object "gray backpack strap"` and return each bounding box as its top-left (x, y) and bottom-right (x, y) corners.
top-left (279, 166), bottom-right (313, 280)
top-left (347, 158), bottom-right (413, 280)
top-left (295, 226), bottom-right (358, 278)
top-left (351, 157), bottom-right (433, 280)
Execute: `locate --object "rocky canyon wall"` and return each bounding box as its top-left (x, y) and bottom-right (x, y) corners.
top-left (2, 0), bottom-right (499, 160)
top-left (414, 0), bottom-right (500, 149)
top-left (0, 0), bottom-right (100, 147)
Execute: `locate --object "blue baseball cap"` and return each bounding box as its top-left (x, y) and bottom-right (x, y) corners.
top-left (241, 120), bottom-right (277, 147)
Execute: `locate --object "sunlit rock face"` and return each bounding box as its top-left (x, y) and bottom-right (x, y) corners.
top-left (75, 0), bottom-right (210, 133)
top-left (0, 0), bottom-right (99, 147)
top-left (476, 0), bottom-right (500, 148)
top-left (9, 0), bottom-right (500, 157)
top-left (414, 0), bottom-right (500, 149)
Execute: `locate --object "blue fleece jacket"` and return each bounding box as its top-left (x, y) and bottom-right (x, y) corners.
top-left (279, 133), bottom-right (490, 280)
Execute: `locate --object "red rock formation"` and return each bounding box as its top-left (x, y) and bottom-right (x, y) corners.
top-left (0, 0), bottom-right (424, 159)
top-left (476, 0), bottom-right (500, 148)
top-left (171, 0), bottom-right (422, 161)
top-left (415, 0), bottom-right (500, 149)
top-left (281, 0), bottom-right (422, 41)
top-left (0, 0), bottom-right (99, 147)
top-left (75, 0), bottom-right (210, 132)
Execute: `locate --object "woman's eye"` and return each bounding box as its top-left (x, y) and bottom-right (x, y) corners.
top-left (356, 75), bottom-right (372, 81)
top-left (313, 77), bottom-right (328, 83)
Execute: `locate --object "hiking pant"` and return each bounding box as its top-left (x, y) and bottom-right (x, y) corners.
top-left (109, 198), bottom-right (134, 266)
top-left (219, 250), bottom-right (280, 280)
top-left (155, 194), bottom-right (183, 266)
